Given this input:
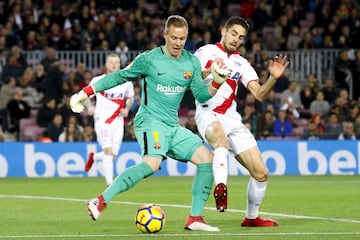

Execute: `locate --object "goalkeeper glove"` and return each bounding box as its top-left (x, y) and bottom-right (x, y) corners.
top-left (70, 85), bottom-right (94, 113)
top-left (210, 61), bottom-right (230, 89)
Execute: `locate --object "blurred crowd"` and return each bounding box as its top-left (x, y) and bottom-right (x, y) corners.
top-left (0, 0), bottom-right (360, 141)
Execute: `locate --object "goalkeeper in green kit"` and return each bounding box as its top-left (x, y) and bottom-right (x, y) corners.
top-left (70, 15), bottom-right (229, 231)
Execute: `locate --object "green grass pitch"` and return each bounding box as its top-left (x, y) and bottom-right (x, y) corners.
top-left (1, 175), bottom-right (359, 239)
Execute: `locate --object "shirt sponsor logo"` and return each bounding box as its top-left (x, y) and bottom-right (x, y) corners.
top-left (156, 84), bottom-right (186, 95)
top-left (103, 92), bottom-right (124, 98)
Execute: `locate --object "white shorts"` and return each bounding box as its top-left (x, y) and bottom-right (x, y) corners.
top-left (94, 116), bottom-right (124, 156)
top-left (195, 109), bottom-right (257, 155)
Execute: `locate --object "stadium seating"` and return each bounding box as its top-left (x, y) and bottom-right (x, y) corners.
top-left (19, 116), bottom-right (46, 142)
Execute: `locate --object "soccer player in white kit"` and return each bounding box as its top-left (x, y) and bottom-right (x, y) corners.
top-left (194, 16), bottom-right (289, 226)
top-left (85, 53), bottom-right (134, 186)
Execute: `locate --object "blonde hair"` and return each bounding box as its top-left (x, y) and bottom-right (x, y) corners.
top-left (165, 15), bottom-right (188, 32)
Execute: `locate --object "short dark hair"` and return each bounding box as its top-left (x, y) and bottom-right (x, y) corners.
top-left (223, 16), bottom-right (250, 32)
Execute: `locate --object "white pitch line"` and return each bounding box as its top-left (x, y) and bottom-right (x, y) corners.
top-left (0, 232), bottom-right (360, 239)
top-left (0, 194), bottom-right (360, 225)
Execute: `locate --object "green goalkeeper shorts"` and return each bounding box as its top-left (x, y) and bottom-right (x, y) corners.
top-left (134, 116), bottom-right (203, 161)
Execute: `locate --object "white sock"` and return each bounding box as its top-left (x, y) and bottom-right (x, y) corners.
top-left (102, 154), bottom-right (114, 185)
top-left (246, 177), bottom-right (267, 219)
top-left (93, 151), bottom-right (104, 161)
top-left (212, 147), bottom-right (229, 185)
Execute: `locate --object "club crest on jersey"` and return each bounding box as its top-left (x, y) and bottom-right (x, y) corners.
top-left (154, 143), bottom-right (161, 149)
top-left (183, 71), bottom-right (192, 80)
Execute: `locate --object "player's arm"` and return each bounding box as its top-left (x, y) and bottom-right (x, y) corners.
top-left (198, 58), bottom-right (229, 96)
top-left (192, 60), bottom-right (229, 102)
top-left (248, 54), bottom-right (289, 102)
top-left (70, 54), bottom-right (147, 113)
top-left (121, 95), bottom-right (134, 118)
top-left (194, 48), bottom-right (228, 96)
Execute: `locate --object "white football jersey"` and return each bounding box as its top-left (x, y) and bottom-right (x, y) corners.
top-left (194, 43), bottom-right (259, 114)
top-left (90, 73), bottom-right (135, 123)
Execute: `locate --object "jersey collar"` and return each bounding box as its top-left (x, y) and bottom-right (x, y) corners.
top-left (215, 42), bottom-right (240, 56)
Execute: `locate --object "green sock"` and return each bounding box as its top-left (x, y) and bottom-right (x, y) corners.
top-left (190, 163), bottom-right (213, 216)
top-left (102, 162), bottom-right (153, 203)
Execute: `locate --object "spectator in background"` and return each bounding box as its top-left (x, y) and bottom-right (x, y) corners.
top-left (272, 15), bottom-right (291, 51)
top-left (32, 63), bottom-right (46, 94)
top-left (256, 50), bottom-right (271, 73)
top-left (280, 80), bottom-right (302, 118)
top-left (1, 53), bottom-right (24, 82)
top-left (57, 96), bottom-right (85, 128)
top-left (9, 46), bottom-right (28, 70)
top-left (310, 26), bottom-right (323, 48)
top-left (47, 113), bottom-right (63, 142)
top-left (309, 90), bottom-right (330, 117)
top-left (241, 104), bottom-right (258, 137)
top-left (67, 114), bottom-right (84, 135)
top-left (74, 62), bottom-right (87, 85)
top-left (257, 110), bottom-right (275, 139)
top-left (23, 30), bottom-right (42, 51)
top-left (63, 71), bottom-right (80, 96)
top-left (17, 66), bottom-right (44, 108)
top-left (351, 49), bottom-right (360, 101)
top-left (0, 76), bottom-right (16, 132)
top-left (252, 0), bottom-right (272, 32)
top-left (333, 48), bottom-right (352, 90)
top-left (286, 25), bottom-right (303, 51)
top-left (82, 124), bottom-right (97, 142)
top-left (309, 113), bottom-right (324, 136)
top-left (300, 84), bottom-right (314, 110)
top-left (305, 73), bottom-right (321, 95)
top-left (58, 122), bottom-right (82, 142)
top-left (345, 103), bottom-right (359, 122)
top-left (301, 120), bottom-right (322, 140)
top-left (238, 92), bottom-right (262, 114)
top-left (354, 115), bottom-right (360, 136)
top-left (115, 40), bottom-right (129, 68)
top-left (0, 49), bottom-right (6, 79)
top-left (338, 121), bottom-right (357, 140)
top-left (332, 89), bottom-right (351, 121)
top-left (324, 112), bottom-right (342, 139)
top-left (47, 22), bottom-right (62, 49)
top-left (273, 74), bottom-right (290, 94)
top-left (7, 89), bottom-right (31, 134)
top-left (58, 28), bottom-right (80, 51)
top-left (320, 34), bottom-right (334, 48)
top-left (321, 79), bottom-right (338, 105)
top-left (36, 97), bottom-right (57, 128)
top-left (40, 47), bottom-right (59, 73)
top-left (261, 90), bottom-right (280, 114)
top-left (273, 109), bottom-right (292, 138)
top-left (78, 70), bottom-right (93, 89)
top-left (298, 32), bottom-right (315, 50)
top-left (44, 61), bottom-right (65, 104)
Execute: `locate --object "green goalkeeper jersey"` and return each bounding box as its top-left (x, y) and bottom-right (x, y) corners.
top-left (93, 47), bottom-right (212, 126)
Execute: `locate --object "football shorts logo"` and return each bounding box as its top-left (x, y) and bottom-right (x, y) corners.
top-left (183, 71), bottom-right (192, 80)
top-left (153, 143), bottom-right (161, 149)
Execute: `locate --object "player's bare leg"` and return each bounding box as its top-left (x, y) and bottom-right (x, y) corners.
top-left (236, 146), bottom-right (278, 227)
